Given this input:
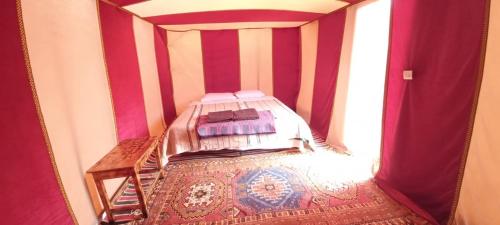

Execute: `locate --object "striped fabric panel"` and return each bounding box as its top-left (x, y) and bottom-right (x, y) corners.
top-left (153, 26), bottom-right (177, 126)
top-left (166, 27), bottom-right (306, 116)
top-left (99, 1), bottom-right (149, 141)
top-left (201, 30), bottom-right (241, 93)
top-left (297, 21), bottom-right (319, 124)
top-left (238, 29), bottom-right (261, 90)
top-left (325, 6), bottom-right (356, 148)
top-left (167, 30), bottom-right (206, 115)
top-left (310, 9), bottom-right (347, 139)
top-left (133, 17), bottom-right (166, 136)
top-left (1, 1), bottom-right (74, 224)
top-left (272, 27), bottom-right (302, 111)
top-left (237, 28), bottom-right (275, 96)
top-left (22, 1), bottom-right (120, 224)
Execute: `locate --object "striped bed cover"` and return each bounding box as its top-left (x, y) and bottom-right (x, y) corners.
top-left (163, 96), bottom-right (314, 156)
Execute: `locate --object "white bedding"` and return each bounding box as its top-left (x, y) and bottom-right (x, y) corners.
top-left (162, 96), bottom-right (314, 156)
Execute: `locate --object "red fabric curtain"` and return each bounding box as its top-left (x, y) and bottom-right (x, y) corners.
top-left (201, 30), bottom-right (241, 93)
top-left (99, 1), bottom-right (149, 141)
top-left (0, 1), bottom-right (74, 224)
top-left (310, 10), bottom-right (346, 138)
top-left (154, 26), bottom-right (177, 125)
top-left (376, 0), bottom-right (488, 223)
top-left (272, 28), bottom-right (301, 110)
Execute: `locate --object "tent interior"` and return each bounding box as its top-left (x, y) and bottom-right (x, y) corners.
top-left (2, 0), bottom-right (498, 224)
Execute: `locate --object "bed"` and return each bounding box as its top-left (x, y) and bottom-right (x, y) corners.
top-left (144, 95), bottom-right (439, 225)
top-left (162, 96), bottom-right (314, 157)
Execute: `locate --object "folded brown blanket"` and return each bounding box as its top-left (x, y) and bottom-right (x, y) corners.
top-left (206, 108), bottom-right (260, 123)
top-left (234, 108), bottom-right (259, 120)
top-left (207, 110), bottom-right (234, 123)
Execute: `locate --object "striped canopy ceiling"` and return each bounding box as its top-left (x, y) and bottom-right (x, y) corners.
top-left (107, 0), bottom-right (358, 31)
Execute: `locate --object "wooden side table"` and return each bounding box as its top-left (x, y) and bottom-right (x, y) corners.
top-left (86, 137), bottom-right (163, 223)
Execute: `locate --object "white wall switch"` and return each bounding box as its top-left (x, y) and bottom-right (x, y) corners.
top-left (403, 70), bottom-right (413, 80)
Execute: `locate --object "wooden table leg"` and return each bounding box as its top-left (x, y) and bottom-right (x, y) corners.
top-left (94, 178), bottom-right (113, 222)
top-left (131, 172), bottom-right (148, 217)
top-left (155, 144), bottom-right (163, 177)
top-left (85, 173), bottom-right (103, 216)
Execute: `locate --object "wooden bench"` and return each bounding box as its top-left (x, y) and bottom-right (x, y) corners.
top-left (86, 137), bottom-right (163, 223)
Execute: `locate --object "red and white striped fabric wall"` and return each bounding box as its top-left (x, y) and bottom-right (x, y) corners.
top-left (5, 0), bottom-right (356, 223)
top-left (165, 28), bottom-right (302, 113)
top-left (119, 0), bottom-right (355, 31)
top-left (1, 1), bottom-right (76, 224)
top-left (98, 2), bottom-right (305, 139)
top-left (92, 0), bottom-right (364, 146)
top-left (7, 1), bottom-right (493, 224)
top-left (97, 0), bottom-right (354, 145)
top-left (301, 10), bottom-right (347, 139)
top-left (99, 1), bottom-right (151, 141)
top-left (98, 1), bottom-right (179, 142)
top-left (162, 16), bottom-right (349, 139)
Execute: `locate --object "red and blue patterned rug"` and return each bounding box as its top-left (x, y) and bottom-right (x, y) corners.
top-left (118, 145), bottom-right (431, 225)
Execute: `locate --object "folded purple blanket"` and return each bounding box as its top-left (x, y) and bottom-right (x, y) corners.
top-left (197, 110), bottom-right (275, 138)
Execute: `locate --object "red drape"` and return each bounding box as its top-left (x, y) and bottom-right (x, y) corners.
top-left (310, 10), bottom-right (346, 138)
top-left (201, 30), bottom-right (241, 93)
top-left (154, 26), bottom-right (177, 125)
top-left (0, 1), bottom-right (74, 224)
top-left (376, 0), bottom-right (488, 223)
top-left (272, 28), bottom-right (301, 110)
top-left (99, 1), bottom-right (149, 141)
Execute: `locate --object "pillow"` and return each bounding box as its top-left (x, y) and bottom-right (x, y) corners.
top-left (201, 93), bottom-right (237, 103)
top-left (234, 90), bottom-right (265, 99)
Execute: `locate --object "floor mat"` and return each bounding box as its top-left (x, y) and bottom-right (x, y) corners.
top-left (122, 149), bottom-right (431, 225)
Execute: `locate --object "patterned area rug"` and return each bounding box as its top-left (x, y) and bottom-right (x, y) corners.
top-left (122, 149), bottom-right (431, 225)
